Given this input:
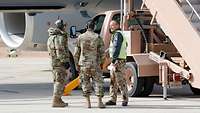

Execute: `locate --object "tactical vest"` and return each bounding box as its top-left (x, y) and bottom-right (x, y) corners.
top-left (109, 30), bottom-right (127, 59)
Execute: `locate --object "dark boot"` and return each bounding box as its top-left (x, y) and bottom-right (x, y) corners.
top-left (122, 101), bottom-right (128, 106)
top-left (105, 100), bottom-right (116, 106)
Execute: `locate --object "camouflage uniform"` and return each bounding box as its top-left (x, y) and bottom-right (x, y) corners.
top-left (74, 30), bottom-right (105, 97)
top-left (47, 27), bottom-right (70, 98)
top-left (109, 60), bottom-right (128, 103)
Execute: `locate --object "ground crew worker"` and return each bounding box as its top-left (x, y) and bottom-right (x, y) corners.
top-left (47, 19), bottom-right (70, 107)
top-left (105, 20), bottom-right (128, 106)
top-left (74, 21), bottom-right (105, 108)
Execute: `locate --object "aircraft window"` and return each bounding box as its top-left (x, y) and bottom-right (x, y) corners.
top-left (93, 14), bottom-right (106, 34)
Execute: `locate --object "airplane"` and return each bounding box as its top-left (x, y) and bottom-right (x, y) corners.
top-left (0, 0), bottom-right (142, 52)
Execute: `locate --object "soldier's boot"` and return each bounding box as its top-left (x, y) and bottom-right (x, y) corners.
top-left (98, 97), bottom-right (106, 108)
top-left (85, 96), bottom-right (91, 108)
top-left (122, 95), bottom-right (128, 106)
top-left (122, 101), bottom-right (128, 106)
top-left (105, 100), bottom-right (116, 105)
top-left (52, 96), bottom-right (68, 107)
top-left (59, 98), bottom-right (68, 106)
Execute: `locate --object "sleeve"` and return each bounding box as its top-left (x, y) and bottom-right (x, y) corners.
top-left (74, 37), bottom-right (81, 67)
top-left (63, 34), bottom-right (69, 55)
top-left (63, 32), bottom-right (68, 38)
top-left (111, 32), bottom-right (123, 63)
top-left (97, 36), bottom-right (105, 65)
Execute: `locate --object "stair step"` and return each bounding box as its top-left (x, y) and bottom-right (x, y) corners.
top-left (185, 14), bottom-right (200, 23)
top-left (182, 4), bottom-right (200, 14)
top-left (180, 0), bottom-right (200, 5)
top-left (191, 15), bottom-right (200, 23)
top-left (192, 22), bottom-right (200, 31)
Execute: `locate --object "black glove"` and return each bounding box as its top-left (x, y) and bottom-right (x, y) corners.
top-left (63, 62), bottom-right (70, 69)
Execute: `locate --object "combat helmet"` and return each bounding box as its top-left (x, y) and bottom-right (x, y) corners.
top-left (55, 19), bottom-right (65, 30)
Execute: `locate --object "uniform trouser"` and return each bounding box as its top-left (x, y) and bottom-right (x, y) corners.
top-left (52, 66), bottom-right (68, 98)
top-left (109, 60), bottom-right (128, 102)
top-left (80, 67), bottom-right (104, 97)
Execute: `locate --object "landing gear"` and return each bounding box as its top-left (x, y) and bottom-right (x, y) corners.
top-left (8, 48), bottom-right (18, 57)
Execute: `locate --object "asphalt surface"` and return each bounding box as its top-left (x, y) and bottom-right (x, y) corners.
top-left (0, 57), bottom-right (200, 113)
top-left (0, 39), bottom-right (200, 113)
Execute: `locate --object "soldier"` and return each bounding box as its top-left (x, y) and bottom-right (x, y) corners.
top-left (47, 19), bottom-right (70, 107)
top-left (105, 20), bottom-right (128, 106)
top-left (74, 21), bottom-right (105, 108)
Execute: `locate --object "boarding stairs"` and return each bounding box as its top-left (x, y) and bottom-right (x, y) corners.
top-left (143, 0), bottom-right (200, 88)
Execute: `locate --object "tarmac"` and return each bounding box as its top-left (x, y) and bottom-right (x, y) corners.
top-left (0, 39), bottom-right (200, 113)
